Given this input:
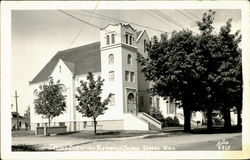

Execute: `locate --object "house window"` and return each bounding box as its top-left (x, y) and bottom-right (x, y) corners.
top-left (150, 97), bottom-right (153, 106)
top-left (109, 71), bottom-right (114, 81)
top-left (140, 96), bottom-right (144, 106)
top-left (156, 97), bottom-right (160, 109)
top-left (129, 35), bottom-right (133, 45)
top-left (144, 39), bottom-right (147, 52)
top-left (59, 122), bottom-right (65, 127)
top-left (125, 71), bottom-right (129, 81)
top-left (130, 72), bottom-right (135, 82)
top-left (111, 34), bottom-right (115, 44)
top-left (106, 35), bottom-right (110, 45)
top-left (110, 94), bottom-right (115, 106)
top-left (108, 54), bottom-right (114, 64)
top-left (37, 123), bottom-right (40, 127)
top-left (127, 54), bottom-right (132, 65)
top-left (59, 66), bottom-right (61, 73)
top-left (33, 90), bottom-right (38, 99)
top-left (125, 34), bottom-right (129, 44)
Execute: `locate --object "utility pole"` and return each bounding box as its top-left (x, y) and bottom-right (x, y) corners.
top-left (14, 90), bottom-right (19, 130)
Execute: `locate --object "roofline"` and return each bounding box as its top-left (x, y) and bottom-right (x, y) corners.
top-left (136, 29), bottom-right (146, 42)
top-left (57, 41), bottom-right (100, 53)
top-left (101, 23), bottom-right (136, 32)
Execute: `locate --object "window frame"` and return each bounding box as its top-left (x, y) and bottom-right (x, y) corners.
top-left (111, 34), bottom-right (115, 44)
top-left (130, 72), bottom-right (135, 82)
top-left (109, 94), bottom-right (115, 106)
top-left (125, 71), bottom-right (130, 81)
top-left (106, 35), bottom-right (110, 45)
top-left (109, 71), bottom-right (115, 81)
top-left (127, 54), bottom-right (132, 65)
top-left (108, 54), bottom-right (114, 65)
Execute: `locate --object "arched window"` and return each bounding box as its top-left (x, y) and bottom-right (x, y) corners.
top-left (106, 35), bottom-right (110, 45)
top-left (129, 35), bottom-right (133, 45)
top-left (127, 54), bottom-right (132, 65)
top-left (108, 54), bottom-right (114, 64)
top-left (33, 90), bottom-right (38, 99)
top-left (109, 94), bottom-right (115, 106)
top-left (111, 34), bottom-right (115, 44)
top-left (128, 93), bottom-right (135, 101)
top-left (144, 39), bottom-right (147, 52)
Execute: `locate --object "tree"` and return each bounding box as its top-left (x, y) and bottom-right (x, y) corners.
top-left (138, 31), bottom-right (203, 132)
top-left (34, 78), bottom-right (66, 136)
top-left (196, 10), bottom-right (242, 130)
top-left (24, 106), bottom-right (30, 130)
top-left (196, 10), bottom-right (219, 131)
top-left (214, 19), bottom-right (242, 129)
top-left (75, 72), bottom-right (111, 134)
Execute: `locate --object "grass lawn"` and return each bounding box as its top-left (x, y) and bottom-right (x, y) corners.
top-left (58, 130), bottom-right (154, 139)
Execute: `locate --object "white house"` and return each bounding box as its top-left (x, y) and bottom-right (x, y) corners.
top-left (29, 23), bottom-right (202, 132)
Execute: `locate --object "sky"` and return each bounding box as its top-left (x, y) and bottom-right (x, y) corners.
top-left (11, 9), bottom-right (241, 115)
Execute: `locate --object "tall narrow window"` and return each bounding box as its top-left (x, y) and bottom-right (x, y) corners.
top-left (130, 72), bottom-right (135, 82)
top-left (129, 35), bottom-right (133, 45)
top-left (110, 94), bottom-right (115, 106)
top-left (108, 54), bottom-right (114, 64)
top-left (156, 97), bottom-right (160, 109)
top-left (144, 39), bottom-right (147, 52)
top-left (59, 66), bottom-right (61, 73)
top-left (127, 54), bottom-right (132, 65)
top-left (125, 34), bottom-right (128, 44)
top-left (140, 96), bottom-right (144, 106)
top-left (109, 71), bottom-right (114, 81)
top-left (125, 71), bottom-right (129, 81)
top-left (111, 34), bottom-right (115, 44)
top-left (106, 35), bottom-right (110, 45)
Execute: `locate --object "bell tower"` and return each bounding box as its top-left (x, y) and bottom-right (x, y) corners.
top-left (100, 23), bottom-right (138, 117)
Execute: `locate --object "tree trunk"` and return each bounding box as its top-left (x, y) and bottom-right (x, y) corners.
top-left (236, 107), bottom-right (242, 128)
top-left (94, 118), bottom-right (97, 135)
top-left (207, 107), bottom-right (213, 131)
top-left (223, 106), bottom-right (231, 130)
top-left (183, 107), bottom-right (191, 132)
top-left (47, 117), bottom-right (51, 136)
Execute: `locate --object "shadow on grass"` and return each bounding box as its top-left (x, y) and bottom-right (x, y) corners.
top-left (12, 144), bottom-right (55, 151)
top-left (96, 131), bottom-right (121, 135)
top-left (190, 126), bottom-right (242, 134)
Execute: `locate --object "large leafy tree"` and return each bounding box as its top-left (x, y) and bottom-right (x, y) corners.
top-left (196, 10), bottom-right (219, 130)
top-left (213, 19), bottom-right (242, 129)
top-left (138, 31), bottom-right (203, 132)
top-left (34, 78), bottom-right (66, 135)
top-left (75, 72), bottom-right (111, 134)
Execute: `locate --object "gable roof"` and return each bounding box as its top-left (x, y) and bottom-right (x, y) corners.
top-left (62, 60), bottom-right (75, 75)
top-left (136, 30), bottom-right (142, 39)
top-left (30, 42), bottom-right (101, 84)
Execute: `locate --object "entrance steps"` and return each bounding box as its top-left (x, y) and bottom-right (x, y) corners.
top-left (138, 112), bottom-right (162, 130)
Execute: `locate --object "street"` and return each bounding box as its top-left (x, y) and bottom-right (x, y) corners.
top-left (12, 131), bottom-right (241, 151)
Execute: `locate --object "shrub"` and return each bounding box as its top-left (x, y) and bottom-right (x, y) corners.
top-left (164, 116), bottom-right (180, 127)
top-left (213, 117), bottom-right (224, 125)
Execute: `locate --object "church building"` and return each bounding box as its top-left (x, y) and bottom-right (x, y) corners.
top-left (29, 23), bottom-right (202, 132)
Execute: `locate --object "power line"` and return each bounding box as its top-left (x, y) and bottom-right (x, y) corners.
top-left (58, 10), bottom-right (102, 30)
top-left (184, 9), bottom-right (220, 33)
top-left (143, 10), bottom-right (173, 28)
top-left (150, 10), bottom-right (185, 30)
top-left (176, 9), bottom-right (197, 23)
top-left (68, 2), bottom-right (100, 48)
top-left (81, 10), bottom-right (168, 33)
top-left (184, 9), bottom-right (200, 21)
